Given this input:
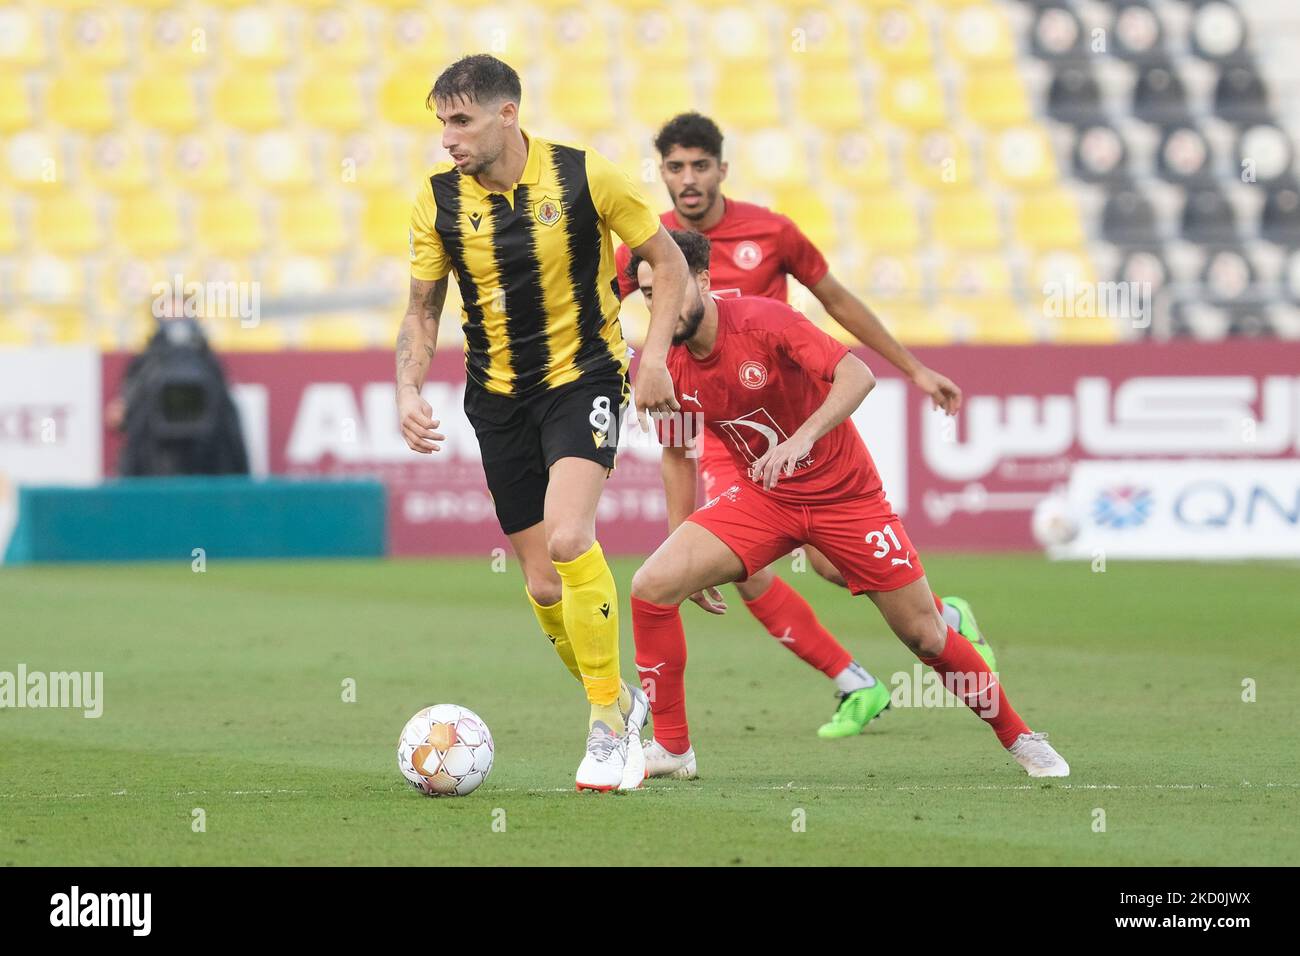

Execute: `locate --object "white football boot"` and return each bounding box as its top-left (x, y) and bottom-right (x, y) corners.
top-left (575, 721), bottom-right (627, 792)
top-left (1009, 731), bottom-right (1070, 778)
top-left (618, 683), bottom-right (650, 791)
top-left (643, 738), bottom-right (698, 780)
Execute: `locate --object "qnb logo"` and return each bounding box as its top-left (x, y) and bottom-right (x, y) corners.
top-left (50, 886), bottom-right (151, 936)
top-left (1092, 486), bottom-right (1154, 529)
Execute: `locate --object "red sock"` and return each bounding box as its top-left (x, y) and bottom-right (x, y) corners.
top-left (743, 576), bottom-right (853, 677)
top-left (630, 596), bottom-right (691, 754)
top-left (920, 626), bottom-right (1031, 748)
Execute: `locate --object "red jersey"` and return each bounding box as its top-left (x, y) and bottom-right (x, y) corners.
top-left (659, 295), bottom-right (882, 504)
top-left (615, 198), bottom-right (829, 301)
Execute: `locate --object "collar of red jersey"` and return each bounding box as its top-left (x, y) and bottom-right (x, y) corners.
top-left (461, 128), bottom-right (542, 199)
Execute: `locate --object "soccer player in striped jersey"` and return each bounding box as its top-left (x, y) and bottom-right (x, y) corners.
top-left (616, 113), bottom-right (991, 739)
top-left (397, 55), bottom-right (688, 791)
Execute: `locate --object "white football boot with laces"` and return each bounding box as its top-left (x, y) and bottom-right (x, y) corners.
top-left (576, 721), bottom-right (627, 792)
top-left (643, 738), bottom-right (698, 780)
top-left (618, 683), bottom-right (650, 791)
top-left (1009, 731), bottom-right (1070, 777)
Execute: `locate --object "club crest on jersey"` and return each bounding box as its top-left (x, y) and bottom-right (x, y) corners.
top-left (533, 195), bottom-right (563, 227)
top-left (733, 240), bottom-right (763, 270)
top-left (739, 361), bottom-right (768, 389)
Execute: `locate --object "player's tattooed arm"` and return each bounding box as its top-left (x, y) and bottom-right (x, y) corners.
top-left (396, 276), bottom-right (448, 455)
top-left (809, 273), bottom-right (962, 415)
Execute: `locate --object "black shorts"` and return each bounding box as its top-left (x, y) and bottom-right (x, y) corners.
top-left (464, 372), bottom-right (629, 535)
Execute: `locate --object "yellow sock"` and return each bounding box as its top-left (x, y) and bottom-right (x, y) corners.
top-left (553, 540), bottom-right (623, 729)
top-left (525, 589), bottom-right (582, 683)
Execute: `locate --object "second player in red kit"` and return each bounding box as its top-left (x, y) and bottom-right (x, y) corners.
top-left (626, 231), bottom-right (1071, 782)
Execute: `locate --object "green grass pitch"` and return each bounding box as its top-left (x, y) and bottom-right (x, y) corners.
top-left (1, 554), bottom-right (1297, 866)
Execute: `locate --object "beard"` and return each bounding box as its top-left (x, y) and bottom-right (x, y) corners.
top-left (672, 298), bottom-right (706, 345)
top-left (674, 188), bottom-right (717, 221)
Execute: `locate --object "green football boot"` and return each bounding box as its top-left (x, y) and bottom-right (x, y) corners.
top-left (817, 681), bottom-right (891, 739)
top-left (942, 595), bottom-right (997, 673)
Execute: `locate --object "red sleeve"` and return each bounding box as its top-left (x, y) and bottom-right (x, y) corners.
top-left (775, 314), bottom-right (849, 383)
top-left (614, 242), bottom-right (636, 300)
top-left (780, 215), bottom-right (830, 289)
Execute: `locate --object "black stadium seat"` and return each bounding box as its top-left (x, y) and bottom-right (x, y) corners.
top-left (1260, 178), bottom-right (1300, 248)
top-left (1102, 184), bottom-right (1161, 245)
top-left (1110, 1), bottom-right (1167, 64)
top-left (1180, 187), bottom-right (1239, 244)
top-left (1132, 61), bottom-right (1190, 126)
top-left (1048, 66), bottom-right (1105, 125)
top-left (1155, 123), bottom-right (1214, 185)
top-left (1072, 123), bottom-right (1131, 183)
top-left (1214, 65), bottom-right (1273, 125)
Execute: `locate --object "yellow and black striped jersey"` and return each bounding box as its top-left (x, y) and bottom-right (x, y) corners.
top-left (409, 129), bottom-right (660, 398)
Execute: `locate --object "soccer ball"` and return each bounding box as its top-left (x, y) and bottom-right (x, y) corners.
top-left (397, 704), bottom-right (495, 797)
top-left (1031, 492), bottom-right (1079, 548)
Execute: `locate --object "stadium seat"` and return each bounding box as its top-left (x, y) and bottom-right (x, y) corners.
top-left (1155, 124), bottom-right (1214, 185)
top-left (362, 192), bottom-right (411, 256)
top-left (299, 72), bottom-right (366, 132)
top-left (988, 126), bottom-right (1059, 190)
top-left (4, 130), bottom-right (61, 190)
top-left (711, 70), bottom-right (780, 130)
top-left (1261, 179), bottom-right (1300, 248)
top-left (865, 5), bottom-right (934, 71)
top-left (548, 72), bottom-right (617, 133)
top-left (195, 196), bottom-right (265, 256)
top-left (380, 71), bottom-right (435, 128)
top-left (251, 132), bottom-right (316, 192)
top-left (772, 188), bottom-right (836, 250)
top-left (1132, 62), bottom-right (1190, 126)
top-left (937, 252), bottom-right (1014, 299)
top-left (131, 73), bottom-right (200, 133)
top-left (739, 130), bottom-right (805, 189)
top-left (59, 8), bottom-right (128, 68)
top-left (379, 8), bottom-right (457, 68)
top-left (225, 7), bottom-right (291, 67)
top-left (168, 134), bottom-right (233, 193)
top-left (141, 8), bottom-right (209, 66)
top-left (905, 128), bottom-right (973, 190)
top-left (961, 68), bottom-right (1032, 127)
top-left (115, 195), bottom-right (184, 256)
top-left (17, 256), bottom-right (85, 306)
top-left (303, 7), bottom-right (372, 66)
top-left (1236, 124), bottom-right (1294, 186)
top-left (86, 133), bottom-right (153, 194)
top-left (938, 297), bottom-right (1036, 343)
top-left (1068, 124), bottom-right (1128, 185)
top-left (944, 4), bottom-right (1015, 66)
top-left (1047, 66), bottom-right (1103, 125)
top-left (782, 5), bottom-right (855, 64)
top-left (794, 64), bottom-right (867, 131)
top-left (708, 7), bottom-right (772, 66)
top-left (0, 6), bottom-right (46, 67)
top-left (1029, 3), bottom-right (1087, 63)
top-left (1014, 190), bottom-right (1086, 250)
top-left (931, 191), bottom-right (1003, 250)
top-left (0, 75), bottom-right (33, 132)
top-left (1109, 0), bottom-right (1166, 64)
top-left (34, 194), bottom-right (103, 254)
top-left (628, 70), bottom-right (695, 128)
top-left (621, 10), bottom-right (690, 66)
top-left (824, 131), bottom-right (895, 192)
top-left (1102, 185), bottom-right (1160, 246)
top-left (214, 72), bottom-right (283, 131)
top-left (280, 198), bottom-right (348, 255)
top-left (0, 199), bottom-right (17, 253)
top-left (852, 195), bottom-right (922, 252)
top-left (871, 303), bottom-right (952, 346)
top-left (545, 9), bottom-right (613, 68)
top-left (1214, 65), bottom-right (1272, 126)
top-left (1181, 188), bottom-right (1239, 244)
top-left (48, 72), bottom-right (116, 132)
top-left (267, 255), bottom-right (337, 297)
top-left (879, 71), bottom-right (947, 129)
top-left (1190, 1), bottom-right (1248, 64)
top-left (299, 316), bottom-right (372, 350)
top-left (859, 253), bottom-right (926, 302)
top-left (205, 316), bottom-right (288, 352)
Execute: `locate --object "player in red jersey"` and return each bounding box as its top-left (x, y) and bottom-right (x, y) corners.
top-left (616, 113), bottom-right (983, 739)
top-left (625, 231), bottom-right (1070, 780)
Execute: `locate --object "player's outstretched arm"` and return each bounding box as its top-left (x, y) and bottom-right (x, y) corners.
top-left (750, 353), bottom-right (875, 490)
top-left (630, 226), bottom-right (687, 429)
top-left (809, 272), bottom-right (962, 415)
top-left (396, 275), bottom-right (448, 455)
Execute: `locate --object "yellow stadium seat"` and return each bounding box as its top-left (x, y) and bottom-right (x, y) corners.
top-left (795, 64), bottom-right (866, 131)
top-left (709, 7), bottom-right (772, 65)
top-left (930, 190), bottom-right (1002, 251)
top-left (545, 8), bottom-right (613, 68)
top-left (937, 253), bottom-right (1014, 298)
top-left (299, 72), bottom-right (365, 132)
top-left (19, 256), bottom-right (86, 305)
top-left (205, 317), bottom-right (288, 352)
top-left (97, 256), bottom-right (168, 317)
top-left (60, 8), bottom-right (128, 68)
top-left (131, 73), bottom-right (200, 133)
top-left (116, 194), bottom-right (184, 256)
top-left (852, 195), bottom-right (921, 252)
top-left (0, 74), bottom-right (33, 132)
top-left (464, 11), bottom-right (534, 67)
top-left (904, 128), bottom-right (974, 189)
top-left (300, 316), bottom-right (371, 350)
top-left (267, 256), bottom-right (336, 297)
top-left (168, 134), bottom-right (233, 193)
top-left (48, 73), bottom-right (116, 132)
top-left (740, 130), bottom-right (805, 189)
top-left (333, 134), bottom-right (401, 193)
top-left (772, 188), bottom-right (836, 251)
top-left (0, 318), bottom-right (34, 347)
top-left (711, 70), bottom-right (780, 130)
top-left (380, 71), bottom-right (435, 128)
top-left (49, 312), bottom-right (93, 345)
top-left (34, 195), bottom-right (102, 253)
top-left (85, 133), bottom-right (153, 194)
top-left (874, 303), bottom-right (952, 346)
top-left (0, 6), bottom-right (47, 67)
top-left (960, 68), bottom-right (1031, 127)
top-left (628, 70), bottom-right (695, 128)
top-left (196, 196), bottom-right (265, 256)
top-left (622, 9), bottom-right (690, 65)
top-left (251, 132), bottom-right (316, 192)
top-left (939, 297), bottom-right (1036, 343)
top-left (548, 72), bottom-right (616, 133)
top-left (225, 8), bottom-right (290, 66)
top-left (213, 72), bottom-right (282, 131)
top-left (865, 5), bottom-right (933, 71)
top-left (0, 200), bottom-right (17, 252)
top-left (1029, 249), bottom-right (1098, 320)
top-left (944, 4), bottom-right (1015, 66)
top-left (879, 71), bottom-right (947, 129)
top-left (1015, 190), bottom-right (1086, 250)
top-left (141, 9), bottom-right (207, 66)
top-left (783, 5), bottom-right (855, 64)
top-left (362, 192), bottom-right (411, 256)
top-left (824, 131), bottom-right (895, 192)
top-left (303, 7), bottom-right (371, 66)
top-left (280, 198), bottom-right (347, 255)
top-left (4, 131), bottom-right (61, 190)
top-left (380, 8), bottom-right (457, 69)
top-left (986, 127), bottom-right (1058, 190)
top-left (860, 253), bottom-right (926, 302)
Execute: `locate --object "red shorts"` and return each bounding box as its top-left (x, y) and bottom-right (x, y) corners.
top-left (698, 435), bottom-right (738, 503)
top-left (687, 480), bottom-right (926, 595)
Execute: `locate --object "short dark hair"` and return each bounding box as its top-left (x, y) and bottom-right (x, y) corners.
top-left (653, 112), bottom-right (724, 160)
top-left (426, 54), bottom-right (522, 111)
top-left (625, 229), bottom-right (712, 285)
